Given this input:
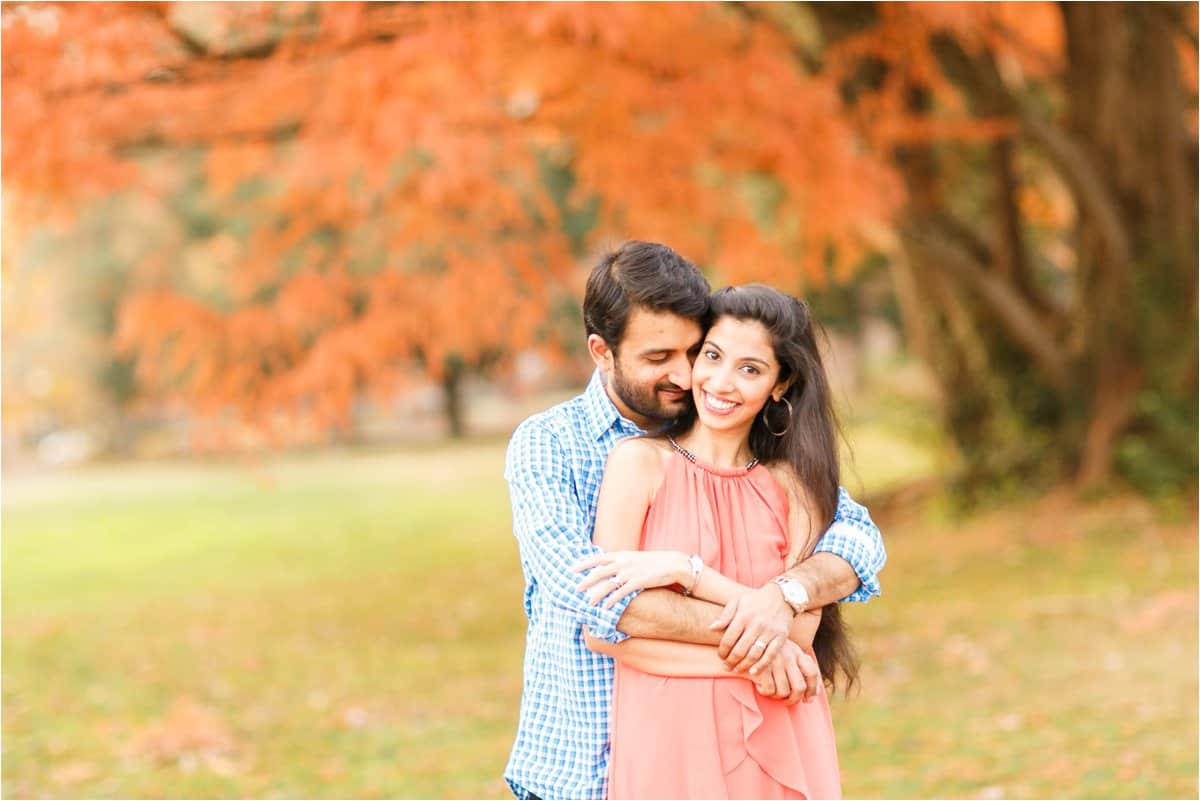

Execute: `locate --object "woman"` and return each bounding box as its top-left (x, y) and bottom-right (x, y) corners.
top-left (578, 284), bottom-right (856, 799)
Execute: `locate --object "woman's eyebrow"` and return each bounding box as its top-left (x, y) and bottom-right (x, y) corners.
top-left (706, 339), bottom-right (770, 367)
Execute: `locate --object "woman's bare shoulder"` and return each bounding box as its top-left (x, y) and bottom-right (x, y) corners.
top-left (609, 435), bottom-right (673, 470)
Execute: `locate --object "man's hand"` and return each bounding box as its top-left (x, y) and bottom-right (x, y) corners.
top-left (751, 640), bottom-right (820, 705)
top-left (711, 584), bottom-right (794, 673)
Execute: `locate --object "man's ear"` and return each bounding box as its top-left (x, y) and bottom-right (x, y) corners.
top-left (587, 334), bottom-right (615, 371)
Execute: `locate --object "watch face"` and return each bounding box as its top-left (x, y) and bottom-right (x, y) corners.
top-left (779, 578), bottom-right (807, 609)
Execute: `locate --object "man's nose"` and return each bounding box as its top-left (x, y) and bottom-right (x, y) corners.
top-left (668, 357), bottom-right (692, 390)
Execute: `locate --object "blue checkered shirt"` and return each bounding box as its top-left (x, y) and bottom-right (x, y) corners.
top-left (504, 370), bottom-right (885, 800)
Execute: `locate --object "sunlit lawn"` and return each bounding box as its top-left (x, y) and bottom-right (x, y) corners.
top-left (3, 431), bottom-right (1196, 798)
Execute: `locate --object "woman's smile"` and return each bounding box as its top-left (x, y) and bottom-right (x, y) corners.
top-left (700, 391), bottom-right (739, 415)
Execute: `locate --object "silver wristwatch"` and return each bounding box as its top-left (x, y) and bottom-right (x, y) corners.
top-left (771, 575), bottom-right (810, 615)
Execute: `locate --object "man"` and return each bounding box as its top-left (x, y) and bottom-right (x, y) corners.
top-left (505, 241), bottom-right (885, 800)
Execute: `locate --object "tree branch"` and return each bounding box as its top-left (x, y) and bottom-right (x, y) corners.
top-left (928, 32), bottom-right (1133, 270)
top-left (907, 221), bottom-right (1071, 391)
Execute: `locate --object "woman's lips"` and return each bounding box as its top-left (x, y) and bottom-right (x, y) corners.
top-left (701, 391), bottom-right (738, 415)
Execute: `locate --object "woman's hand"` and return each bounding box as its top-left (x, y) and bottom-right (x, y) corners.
top-left (572, 550), bottom-right (691, 608)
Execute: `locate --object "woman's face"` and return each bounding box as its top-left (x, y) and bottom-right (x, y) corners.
top-left (691, 315), bottom-right (786, 435)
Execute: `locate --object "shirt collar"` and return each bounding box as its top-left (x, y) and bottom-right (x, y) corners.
top-left (582, 369), bottom-right (644, 441)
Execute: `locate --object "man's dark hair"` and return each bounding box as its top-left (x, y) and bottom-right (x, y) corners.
top-left (582, 241), bottom-right (711, 352)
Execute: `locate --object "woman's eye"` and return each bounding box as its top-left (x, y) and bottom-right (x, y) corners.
top-left (703, 350), bottom-right (719, 361)
top-left (740, 365), bottom-right (760, 375)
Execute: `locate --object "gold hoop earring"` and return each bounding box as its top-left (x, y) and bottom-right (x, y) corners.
top-left (762, 396), bottom-right (793, 437)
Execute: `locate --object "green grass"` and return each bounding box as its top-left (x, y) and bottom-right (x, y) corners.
top-left (3, 440), bottom-right (1196, 798)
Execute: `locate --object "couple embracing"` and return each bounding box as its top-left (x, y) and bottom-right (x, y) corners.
top-left (505, 241), bottom-right (886, 800)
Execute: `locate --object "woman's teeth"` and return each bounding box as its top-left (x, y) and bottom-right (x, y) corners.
top-left (704, 392), bottom-right (736, 411)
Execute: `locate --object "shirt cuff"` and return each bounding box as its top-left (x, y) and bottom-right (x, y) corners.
top-left (814, 522), bottom-right (882, 603)
top-left (580, 586), bottom-right (641, 644)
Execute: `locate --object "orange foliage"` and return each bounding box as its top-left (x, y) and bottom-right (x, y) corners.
top-left (2, 2), bottom-right (1066, 438)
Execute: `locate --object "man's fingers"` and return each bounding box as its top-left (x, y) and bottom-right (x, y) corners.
top-left (731, 633), bottom-right (766, 673)
top-left (710, 596), bottom-right (738, 633)
top-left (724, 624), bottom-right (763, 669)
top-left (716, 601), bottom-right (746, 658)
top-left (718, 617), bottom-right (747, 661)
top-left (749, 636), bottom-right (784, 675)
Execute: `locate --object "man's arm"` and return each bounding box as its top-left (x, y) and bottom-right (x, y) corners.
top-left (804, 487), bottom-right (886, 603)
top-left (506, 419), bottom-right (636, 643)
top-left (582, 438), bottom-right (728, 646)
top-left (617, 589), bottom-right (724, 644)
top-left (718, 486), bottom-right (886, 670)
top-left (583, 631), bottom-right (820, 705)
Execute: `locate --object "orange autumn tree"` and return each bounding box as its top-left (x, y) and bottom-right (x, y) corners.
top-left (3, 2), bottom-right (900, 444)
top-left (5, 3), bottom-right (1196, 490)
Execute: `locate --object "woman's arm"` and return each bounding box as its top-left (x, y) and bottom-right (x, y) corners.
top-left (686, 567), bottom-right (750, 607)
top-left (584, 632), bottom-right (814, 704)
top-left (579, 438), bottom-right (773, 608)
top-left (685, 466), bottom-right (822, 615)
top-left (584, 632), bottom-right (736, 678)
top-left (591, 438), bottom-right (659, 552)
top-left (579, 446), bottom-right (828, 650)
top-left (789, 607), bottom-right (822, 650)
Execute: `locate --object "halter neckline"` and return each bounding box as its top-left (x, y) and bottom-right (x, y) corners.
top-left (667, 436), bottom-right (759, 475)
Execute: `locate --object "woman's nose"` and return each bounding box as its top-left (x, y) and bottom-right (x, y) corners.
top-left (707, 364), bottom-right (736, 392)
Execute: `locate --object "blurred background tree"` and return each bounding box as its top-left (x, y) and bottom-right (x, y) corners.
top-left (3, 1), bottom-right (1196, 493)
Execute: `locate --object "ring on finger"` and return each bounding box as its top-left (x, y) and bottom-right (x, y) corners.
top-left (752, 638), bottom-right (770, 651)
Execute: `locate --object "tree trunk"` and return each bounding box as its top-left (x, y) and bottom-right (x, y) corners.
top-left (442, 358), bottom-right (467, 439)
top-left (1063, 3), bottom-right (1196, 486)
top-left (803, 4), bottom-right (1197, 493)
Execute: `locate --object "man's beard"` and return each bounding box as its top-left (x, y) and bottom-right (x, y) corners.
top-left (609, 362), bottom-right (693, 425)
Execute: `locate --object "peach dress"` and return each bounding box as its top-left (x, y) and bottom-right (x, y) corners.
top-left (606, 449), bottom-right (842, 800)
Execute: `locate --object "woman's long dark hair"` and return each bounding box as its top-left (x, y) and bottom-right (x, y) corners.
top-left (665, 284), bottom-right (859, 692)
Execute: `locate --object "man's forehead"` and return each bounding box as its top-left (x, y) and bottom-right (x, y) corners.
top-left (622, 307), bottom-right (703, 351)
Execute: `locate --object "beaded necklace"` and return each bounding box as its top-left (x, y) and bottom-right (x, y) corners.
top-left (666, 436), bottom-right (759, 472)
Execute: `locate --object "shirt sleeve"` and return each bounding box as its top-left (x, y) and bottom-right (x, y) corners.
top-left (505, 418), bottom-right (637, 644)
top-left (812, 486), bottom-right (886, 603)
